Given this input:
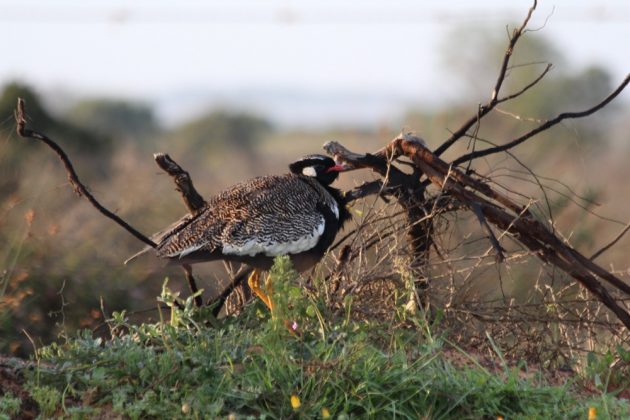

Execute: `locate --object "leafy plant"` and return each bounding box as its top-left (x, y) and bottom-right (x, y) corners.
top-left (0, 392), bottom-right (21, 419)
top-left (14, 258), bottom-right (628, 418)
top-left (28, 385), bottom-right (62, 418)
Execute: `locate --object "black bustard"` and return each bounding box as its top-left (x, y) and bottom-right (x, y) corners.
top-left (127, 155), bottom-right (350, 312)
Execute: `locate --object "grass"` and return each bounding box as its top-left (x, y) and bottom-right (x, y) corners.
top-left (3, 257), bottom-right (629, 419)
top-left (0, 393), bottom-right (21, 420)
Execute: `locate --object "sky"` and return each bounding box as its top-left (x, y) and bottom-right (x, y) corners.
top-left (1, 0), bottom-right (629, 127)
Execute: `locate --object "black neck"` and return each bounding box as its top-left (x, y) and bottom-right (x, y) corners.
top-left (323, 185), bottom-right (352, 228)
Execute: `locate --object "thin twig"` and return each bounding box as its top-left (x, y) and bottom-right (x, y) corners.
top-left (590, 222), bottom-right (630, 261)
top-left (182, 264), bottom-right (204, 308)
top-left (434, 0), bottom-right (539, 156)
top-left (207, 267), bottom-right (253, 317)
top-left (452, 73), bottom-right (630, 166)
top-left (471, 202), bottom-right (505, 262)
top-left (496, 63), bottom-right (552, 104)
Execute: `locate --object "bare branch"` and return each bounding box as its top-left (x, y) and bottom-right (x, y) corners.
top-left (452, 73), bottom-right (630, 167)
top-left (14, 98), bottom-right (157, 249)
top-left (434, 0), bottom-right (539, 156)
top-left (590, 222), bottom-right (630, 261)
top-left (154, 153), bottom-right (206, 215)
top-left (491, 0), bottom-right (538, 102)
top-left (336, 133), bottom-right (630, 329)
top-left (496, 63), bottom-right (552, 104)
top-left (344, 180), bottom-right (391, 203)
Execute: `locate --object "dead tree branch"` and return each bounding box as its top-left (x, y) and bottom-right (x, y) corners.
top-left (14, 98), bottom-right (157, 249)
top-left (452, 73), bottom-right (630, 167)
top-left (324, 132), bottom-right (630, 328)
top-left (434, 0), bottom-right (539, 157)
top-left (325, 138), bottom-right (434, 307)
top-left (392, 134), bottom-right (630, 329)
top-left (15, 97), bottom-right (217, 311)
top-left (153, 153), bottom-right (206, 215)
top-left (153, 153), bottom-right (208, 307)
top-left (322, 3), bottom-right (630, 327)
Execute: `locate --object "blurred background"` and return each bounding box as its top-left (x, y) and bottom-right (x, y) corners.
top-left (1, 0), bottom-right (629, 356)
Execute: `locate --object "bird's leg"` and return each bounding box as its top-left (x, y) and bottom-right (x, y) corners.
top-left (248, 272), bottom-right (300, 335)
top-left (247, 270), bottom-right (273, 310)
top-left (264, 274), bottom-right (275, 316)
top-left (183, 264), bottom-right (203, 307)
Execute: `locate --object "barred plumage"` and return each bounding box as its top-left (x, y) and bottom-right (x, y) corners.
top-left (158, 174), bottom-right (339, 260)
top-left (128, 155), bottom-right (350, 273)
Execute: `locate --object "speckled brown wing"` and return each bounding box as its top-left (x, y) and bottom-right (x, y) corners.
top-left (155, 174), bottom-right (336, 261)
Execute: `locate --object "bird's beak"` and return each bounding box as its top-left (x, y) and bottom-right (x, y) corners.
top-left (326, 164), bottom-right (350, 173)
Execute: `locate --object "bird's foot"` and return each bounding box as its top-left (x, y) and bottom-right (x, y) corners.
top-left (247, 270), bottom-right (274, 312)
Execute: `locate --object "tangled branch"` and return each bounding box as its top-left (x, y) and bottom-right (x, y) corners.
top-left (325, 133), bottom-right (630, 329)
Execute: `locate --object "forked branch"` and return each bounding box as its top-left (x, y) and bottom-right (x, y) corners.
top-left (452, 73), bottom-right (630, 167)
top-left (434, 0), bottom-right (539, 156)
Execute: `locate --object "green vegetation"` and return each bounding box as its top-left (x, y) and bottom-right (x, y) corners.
top-left (0, 83), bottom-right (107, 154)
top-left (3, 258), bottom-right (627, 418)
top-left (168, 110), bottom-right (274, 156)
top-left (0, 393), bottom-right (21, 420)
top-left (64, 98), bottom-right (158, 142)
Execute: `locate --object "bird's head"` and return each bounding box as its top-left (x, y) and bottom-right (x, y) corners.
top-left (289, 154), bottom-right (348, 186)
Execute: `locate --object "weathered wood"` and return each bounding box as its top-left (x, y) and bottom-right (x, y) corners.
top-left (390, 134), bottom-right (630, 329)
top-left (324, 137), bottom-right (433, 308)
top-left (153, 153), bottom-right (206, 215)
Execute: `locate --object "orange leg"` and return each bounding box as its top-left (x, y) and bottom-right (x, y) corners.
top-left (247, 271), bottom-right (302, 336)
top-left (247, 270), bottom-right (273, 311)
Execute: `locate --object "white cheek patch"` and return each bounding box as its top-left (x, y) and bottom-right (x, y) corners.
top-left (302, 166), bottom-right (317, 177)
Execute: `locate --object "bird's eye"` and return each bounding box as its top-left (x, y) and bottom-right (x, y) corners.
top-left (302, 166), bottom-right (318, 177)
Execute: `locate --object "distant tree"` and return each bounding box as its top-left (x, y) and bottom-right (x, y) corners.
top-left (0, 83), bottom-right (108, 195)
top-left (170, 110), bottom-right (273, 154)
top-left (65, 99), bottom-right (158, 142)
top-left (0, 82), bottom-right (105, 153)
